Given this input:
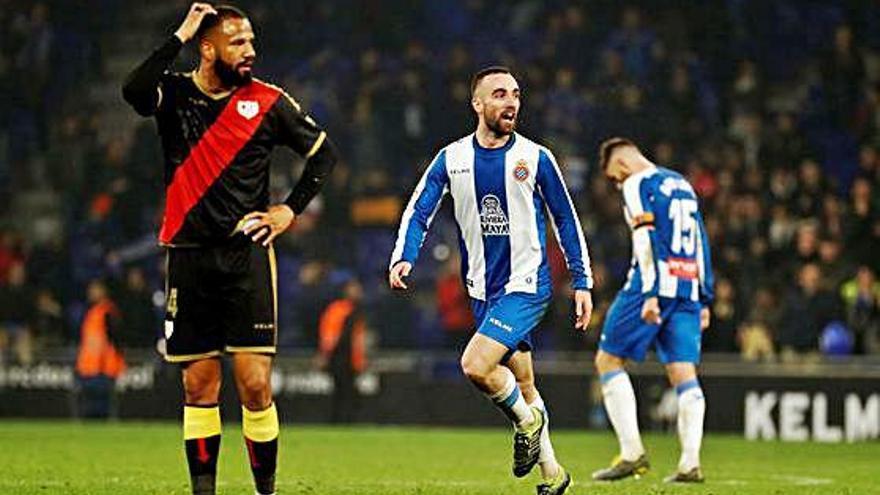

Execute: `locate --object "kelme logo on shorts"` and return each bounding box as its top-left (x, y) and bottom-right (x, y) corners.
top-left (489, 317), bottom-right (513, 332)
top-left (480, 194), bottom-right (509, 236)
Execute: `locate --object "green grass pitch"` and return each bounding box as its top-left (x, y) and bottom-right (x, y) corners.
top-left (0, 421), bottom-right (877, 494)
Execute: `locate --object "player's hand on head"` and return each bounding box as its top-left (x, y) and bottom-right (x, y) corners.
top-left (700, 307), bottom-right (711, 331)
top-left (389, 261), bottom-right (412, 290)
top-left (241, 204), bottom-right (296, 247)
top-left (641, 296), bottom-right (662, 325)
top-left (174, 2), bottom-right (217, 43)
top-left (574, 290), bottom-right (593, 332)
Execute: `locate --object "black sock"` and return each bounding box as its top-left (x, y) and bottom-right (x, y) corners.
top-left (245, 437), bottom-right (277, 494)
top-left (183, 404), bottom-right (222, 495)
top-left (185, 435), bottom-right (221, 494)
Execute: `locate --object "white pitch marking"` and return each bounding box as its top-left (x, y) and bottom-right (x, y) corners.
top-left (771, 474), bottom-right (834, 486)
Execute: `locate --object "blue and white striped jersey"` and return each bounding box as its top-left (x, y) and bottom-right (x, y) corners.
top-left (390, 133), bottom-right (592, 301)
top-left (621, 166), bottom-right (714, 304)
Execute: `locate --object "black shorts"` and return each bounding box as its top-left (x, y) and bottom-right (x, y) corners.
top-left (163, 237), bottom-right (277, 362)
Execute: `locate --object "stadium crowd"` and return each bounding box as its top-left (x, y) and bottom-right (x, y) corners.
top-left (1, 0), bottom-right (879, 366)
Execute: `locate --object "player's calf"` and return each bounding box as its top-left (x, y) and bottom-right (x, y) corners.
top-left (234, 355), bottom-right (278, 495)
top-left (672, 376), bottom-right (705, 475)
top-left (243, 403), bottom-right (279, 495)
top-left (184, 404), bottom-right (222, 495)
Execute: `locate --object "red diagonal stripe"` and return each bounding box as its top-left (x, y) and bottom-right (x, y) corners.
top-left (159, 81), bottom-right (280, 244)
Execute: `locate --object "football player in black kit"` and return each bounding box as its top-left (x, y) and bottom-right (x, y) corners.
top-left (122, 3), bottom-right (337, 494)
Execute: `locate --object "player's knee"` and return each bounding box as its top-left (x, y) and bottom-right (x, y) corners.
top-left (182, 372), bottom-right (221, 405)
top-left (239, 369), bottom-right (271, 395)
top-left (594, 351), bottom-right (623, 374)
top-left (238, 371), bottom-right (272, 410)
top-left (665, 362), bottom-right (697, 386)
top-left (460, 354), bottom-right (489, 385)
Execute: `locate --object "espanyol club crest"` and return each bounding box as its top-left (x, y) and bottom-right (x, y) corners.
top-left (237, 100), bottom-right (259, 120)
top-left (513, 160), bottom-right (529, 182)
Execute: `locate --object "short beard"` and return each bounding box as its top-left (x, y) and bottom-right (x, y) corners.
top-left (486, 115), bottom-right (515, 138)
top-left (215, 59), bottom-right (251, 87)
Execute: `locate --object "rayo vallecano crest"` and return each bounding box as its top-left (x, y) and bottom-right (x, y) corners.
top-left (237, 100), bottom-right (259, 120)
top-left (480, 194), bottom-right (509, 236)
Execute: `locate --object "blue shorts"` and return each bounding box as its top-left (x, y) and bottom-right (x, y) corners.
top-left (599, 292), bottom-right (702, 364)
top-left (471, 291), bottom-right (551, 357)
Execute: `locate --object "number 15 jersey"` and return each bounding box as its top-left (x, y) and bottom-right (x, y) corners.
top-left (621, 167), bottom-right (714, 305)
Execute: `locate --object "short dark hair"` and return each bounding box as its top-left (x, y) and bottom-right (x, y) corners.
top-left (598, 137), bottom-right (639, 170)
top-left (196, 4), bottom-right (248, 40)
top-left (470, 66), bottom-right (513, 96)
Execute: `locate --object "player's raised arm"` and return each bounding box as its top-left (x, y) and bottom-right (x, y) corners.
top-left (388, 150), bottom-right (450, 289)
top-left (122, 3), bottom-right (215, 116)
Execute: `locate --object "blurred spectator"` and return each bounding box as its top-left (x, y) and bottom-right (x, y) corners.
top-left (115, 267), bottom-right (158, 349)
top-left (435, 255), bottom-right (473, 352)
top-left (739, 287), bottom-right (778, 362)
top-left (703, 278), bottom-right (738, 353)
top-left (844, 178), bottom-right (880, 271)
top-left (32, 288), bottom-right (65, 349)
top-left (0, 230), bottom-right (25, 284)
top-left (840, 266), bottom-right (880, 354)
top-left (817, 237), bottom-right (851, 290)
top-left (728, 59), bottom-right (762, 118)
top-left (778, 264), bottom-right (841, 360)
top-left (0, 262), bottom-right (34, 365)
top-left (792, 159), bottom-right (829, 218)
top-left (316, 278), bottom-right (367, 423)
top-left (75, 279), bottom-right (125, 419)
top-left (603, 6), bottom-right (661, 83)
top-left (821, 24), bottom-right (865, 128)
top-left (760, 113), bottom-right (809, 169)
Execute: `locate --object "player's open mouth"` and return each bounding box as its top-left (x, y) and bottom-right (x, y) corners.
top-left (501, 110), bottom-right (516, 123)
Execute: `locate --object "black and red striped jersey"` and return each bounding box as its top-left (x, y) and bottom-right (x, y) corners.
top-left (122, 36), bottom-right (337, 247)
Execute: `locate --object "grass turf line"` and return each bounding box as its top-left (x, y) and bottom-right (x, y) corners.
top-left (0, 421), bottom-right (877, 494)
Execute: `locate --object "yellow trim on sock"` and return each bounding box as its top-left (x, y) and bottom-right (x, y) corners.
top-left (183, 406), bottom-right (221, 440)
top-left (242, 403), bottom-right (279, 442)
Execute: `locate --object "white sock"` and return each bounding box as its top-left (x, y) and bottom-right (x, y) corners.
top-left (528, 394), bottom-right (560, 480)
top-left (487, 367), bottom-right (533, 427)
top-left (676, 379), bottom-right (705, 471)
top-left (600, 370), bottom-right (645, 461)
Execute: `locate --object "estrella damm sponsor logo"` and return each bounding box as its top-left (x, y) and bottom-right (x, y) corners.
top-left (480, 194), bottom-right (509, 236)
top-left (513, 159), bottom-right (529, 182)
top-left (254, 323), bottom-right (275, 331)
